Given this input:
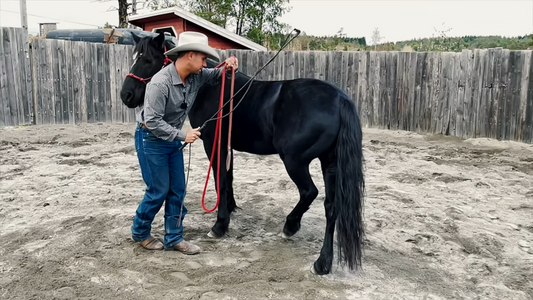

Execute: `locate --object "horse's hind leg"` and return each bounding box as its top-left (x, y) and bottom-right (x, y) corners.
top-left (313, 148), bottom-right (337, 275)
top-left (280, 156), bottom-right (319, 238)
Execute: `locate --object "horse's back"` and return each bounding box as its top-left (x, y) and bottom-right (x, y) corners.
top-left (268, 78), bottom-right (347, 159)
top-left (227, 77), bottom-right (353, 158)
top-left (277, 78), bottom-right (345, 114)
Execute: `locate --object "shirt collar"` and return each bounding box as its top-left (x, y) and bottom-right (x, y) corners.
top-left (169, 63), bottom-right (184, 86)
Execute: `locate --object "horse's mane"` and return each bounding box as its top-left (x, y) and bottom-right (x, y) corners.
top-left (206, 57), bottom-right (253, 81)
top-left (164, 39), bottom-right (177, 53)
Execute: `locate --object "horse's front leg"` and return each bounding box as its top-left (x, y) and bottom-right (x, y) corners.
top-left (226, 148), bottom-right (239, 214)
top-left (202, 139), bottom-right (232, 239)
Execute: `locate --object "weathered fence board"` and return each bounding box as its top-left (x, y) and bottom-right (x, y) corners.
top-left (0, 27), bottom-right (33, 126)
top-left (1, 26), bottom-right (533, 144)
top-left (29, 38), bottom-right (137, 125)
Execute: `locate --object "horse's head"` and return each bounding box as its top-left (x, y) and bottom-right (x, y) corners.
top-left (120, 31), bottom-right (177, 108)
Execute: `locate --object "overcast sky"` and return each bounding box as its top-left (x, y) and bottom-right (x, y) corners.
top-left (0, 0), bottom-right (532, 43)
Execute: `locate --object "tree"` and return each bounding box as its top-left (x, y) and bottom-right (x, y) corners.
top-left (173, 0), bottom-right (291, 45)
top-left (229, 0), bottom-right (291, 45)
top-left (370, 27), bottom-right (383, 50)
top-left (336, 27), bottom-right (346, 39)
top-left (146, 0), bottom-right (181, 10)
top-left (183, 0), bottom-right (233, 28)
top-left (414, 23), bottom-right (461, 52)
top-left (117, 0), bottom-right (130, 28)
top-left (97, 0), bottom-right (132, 28)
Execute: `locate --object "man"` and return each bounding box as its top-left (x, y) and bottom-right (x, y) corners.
top-left (132, 31), bottom-right (238, 254)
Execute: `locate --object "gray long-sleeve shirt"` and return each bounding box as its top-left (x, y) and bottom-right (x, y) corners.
top-left (136, 63), bottom-right (225, 141)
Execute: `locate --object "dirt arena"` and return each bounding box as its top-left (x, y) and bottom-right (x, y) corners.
top-left (1, 121), bottom-right (532, 300)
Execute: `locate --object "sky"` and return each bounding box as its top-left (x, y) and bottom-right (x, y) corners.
top-left (0, 0), bottom-right (532, 44)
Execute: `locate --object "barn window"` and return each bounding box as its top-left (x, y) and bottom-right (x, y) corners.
top-left (151, 26), bottom-right (178, 37)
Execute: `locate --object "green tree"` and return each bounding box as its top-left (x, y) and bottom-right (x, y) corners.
top-left (146, 0), bottom-right (181, 10)
top-left (181, 0), bottom-right (233, 28)
top-left (230, 0), bottom-right (291, 45)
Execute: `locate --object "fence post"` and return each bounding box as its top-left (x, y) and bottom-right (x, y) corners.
top-left (27, 37), bottom-right (37, 125)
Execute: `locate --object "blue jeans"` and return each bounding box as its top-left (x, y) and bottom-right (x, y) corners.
top-left (131, 124), bottom-right (188, 248)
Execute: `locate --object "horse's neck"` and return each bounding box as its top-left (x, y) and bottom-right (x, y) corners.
top-left (235, 71), bottom-right (263, 86)
top-left (234, 74), bottom-right (251, 86)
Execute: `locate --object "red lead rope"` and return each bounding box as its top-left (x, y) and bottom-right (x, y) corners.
top-left (201, 59), bottom-right (235, 213)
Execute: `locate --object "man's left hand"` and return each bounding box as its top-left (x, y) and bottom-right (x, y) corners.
top-left (225, 56), bottom-right (238, 70)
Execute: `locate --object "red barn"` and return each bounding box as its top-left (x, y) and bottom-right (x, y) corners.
top-left (127, 7), bottom-right (267, 52)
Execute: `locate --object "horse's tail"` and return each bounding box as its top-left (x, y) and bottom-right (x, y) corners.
top-left (335, 95), bottom-right (365, 271)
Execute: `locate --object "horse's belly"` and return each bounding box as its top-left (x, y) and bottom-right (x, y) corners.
top-left (232, 137), bottom-right (277, 155)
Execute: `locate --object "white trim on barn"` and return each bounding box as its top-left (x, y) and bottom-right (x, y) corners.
top-left (151, 25), bottom-right (178, 37)
top-left (127, 7), bottom-right (267, 52)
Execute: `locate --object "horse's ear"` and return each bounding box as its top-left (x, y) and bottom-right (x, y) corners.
top-left (153, 32), bottom-right (166, 49)
top-left (131, 32), bottom-right (141, 44)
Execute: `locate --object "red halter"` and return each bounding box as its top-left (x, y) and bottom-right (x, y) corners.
top-left (126, 45), bottom-right (173, 84)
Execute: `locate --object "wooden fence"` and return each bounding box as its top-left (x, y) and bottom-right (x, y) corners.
top-left (31, 36), bottom-right (136, 124)
top-left (0, 27), bottom-right (33, 127)
top-left (1, 26), bottom-right (533, 143)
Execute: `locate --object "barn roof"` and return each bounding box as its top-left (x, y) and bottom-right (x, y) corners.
top-left (127, 7), bottom-right (267, 52)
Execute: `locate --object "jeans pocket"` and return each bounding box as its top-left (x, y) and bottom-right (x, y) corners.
top-left (143, 134), bottom-right (163, 153)
top-left (143, 140), bottom-right (171, 168)
top-left (134, 128), bottom-right (142, 152)
top-left (143, 131), bottom-right (161, 145)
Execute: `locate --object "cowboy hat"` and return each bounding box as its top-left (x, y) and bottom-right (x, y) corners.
top-left (164, 31), bottom-right (220, 61)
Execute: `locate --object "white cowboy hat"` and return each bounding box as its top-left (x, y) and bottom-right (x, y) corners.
top-left (164, 31), bottom-right (220, 61)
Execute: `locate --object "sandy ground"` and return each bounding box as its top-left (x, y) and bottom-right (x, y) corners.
top-left (1, 121), bottom-right (532, 300)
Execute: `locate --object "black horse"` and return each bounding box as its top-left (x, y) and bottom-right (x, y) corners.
top-left (120, 31), bottom-right (366, 275)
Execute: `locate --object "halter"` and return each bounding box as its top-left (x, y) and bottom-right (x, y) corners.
top-left (126, 45), bottom-right (173, 84)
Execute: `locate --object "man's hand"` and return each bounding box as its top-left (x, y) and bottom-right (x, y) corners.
top-left (225, 56), bottom-right (238, 70)
top-left (185, 127), bottom-right (201, 143)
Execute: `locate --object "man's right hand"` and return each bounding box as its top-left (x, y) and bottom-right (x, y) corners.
top-left (185, 128), bottom-right (201, 143)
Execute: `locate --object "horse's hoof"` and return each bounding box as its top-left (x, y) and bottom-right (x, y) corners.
top-left (312, 261), bottom-right (329, 275)
top-left (280, 232), bottom-right (290, 239)
top-left (310, 264), bottom-right (317, 275)
top-left (207, 230), bottom-right (220, 238)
